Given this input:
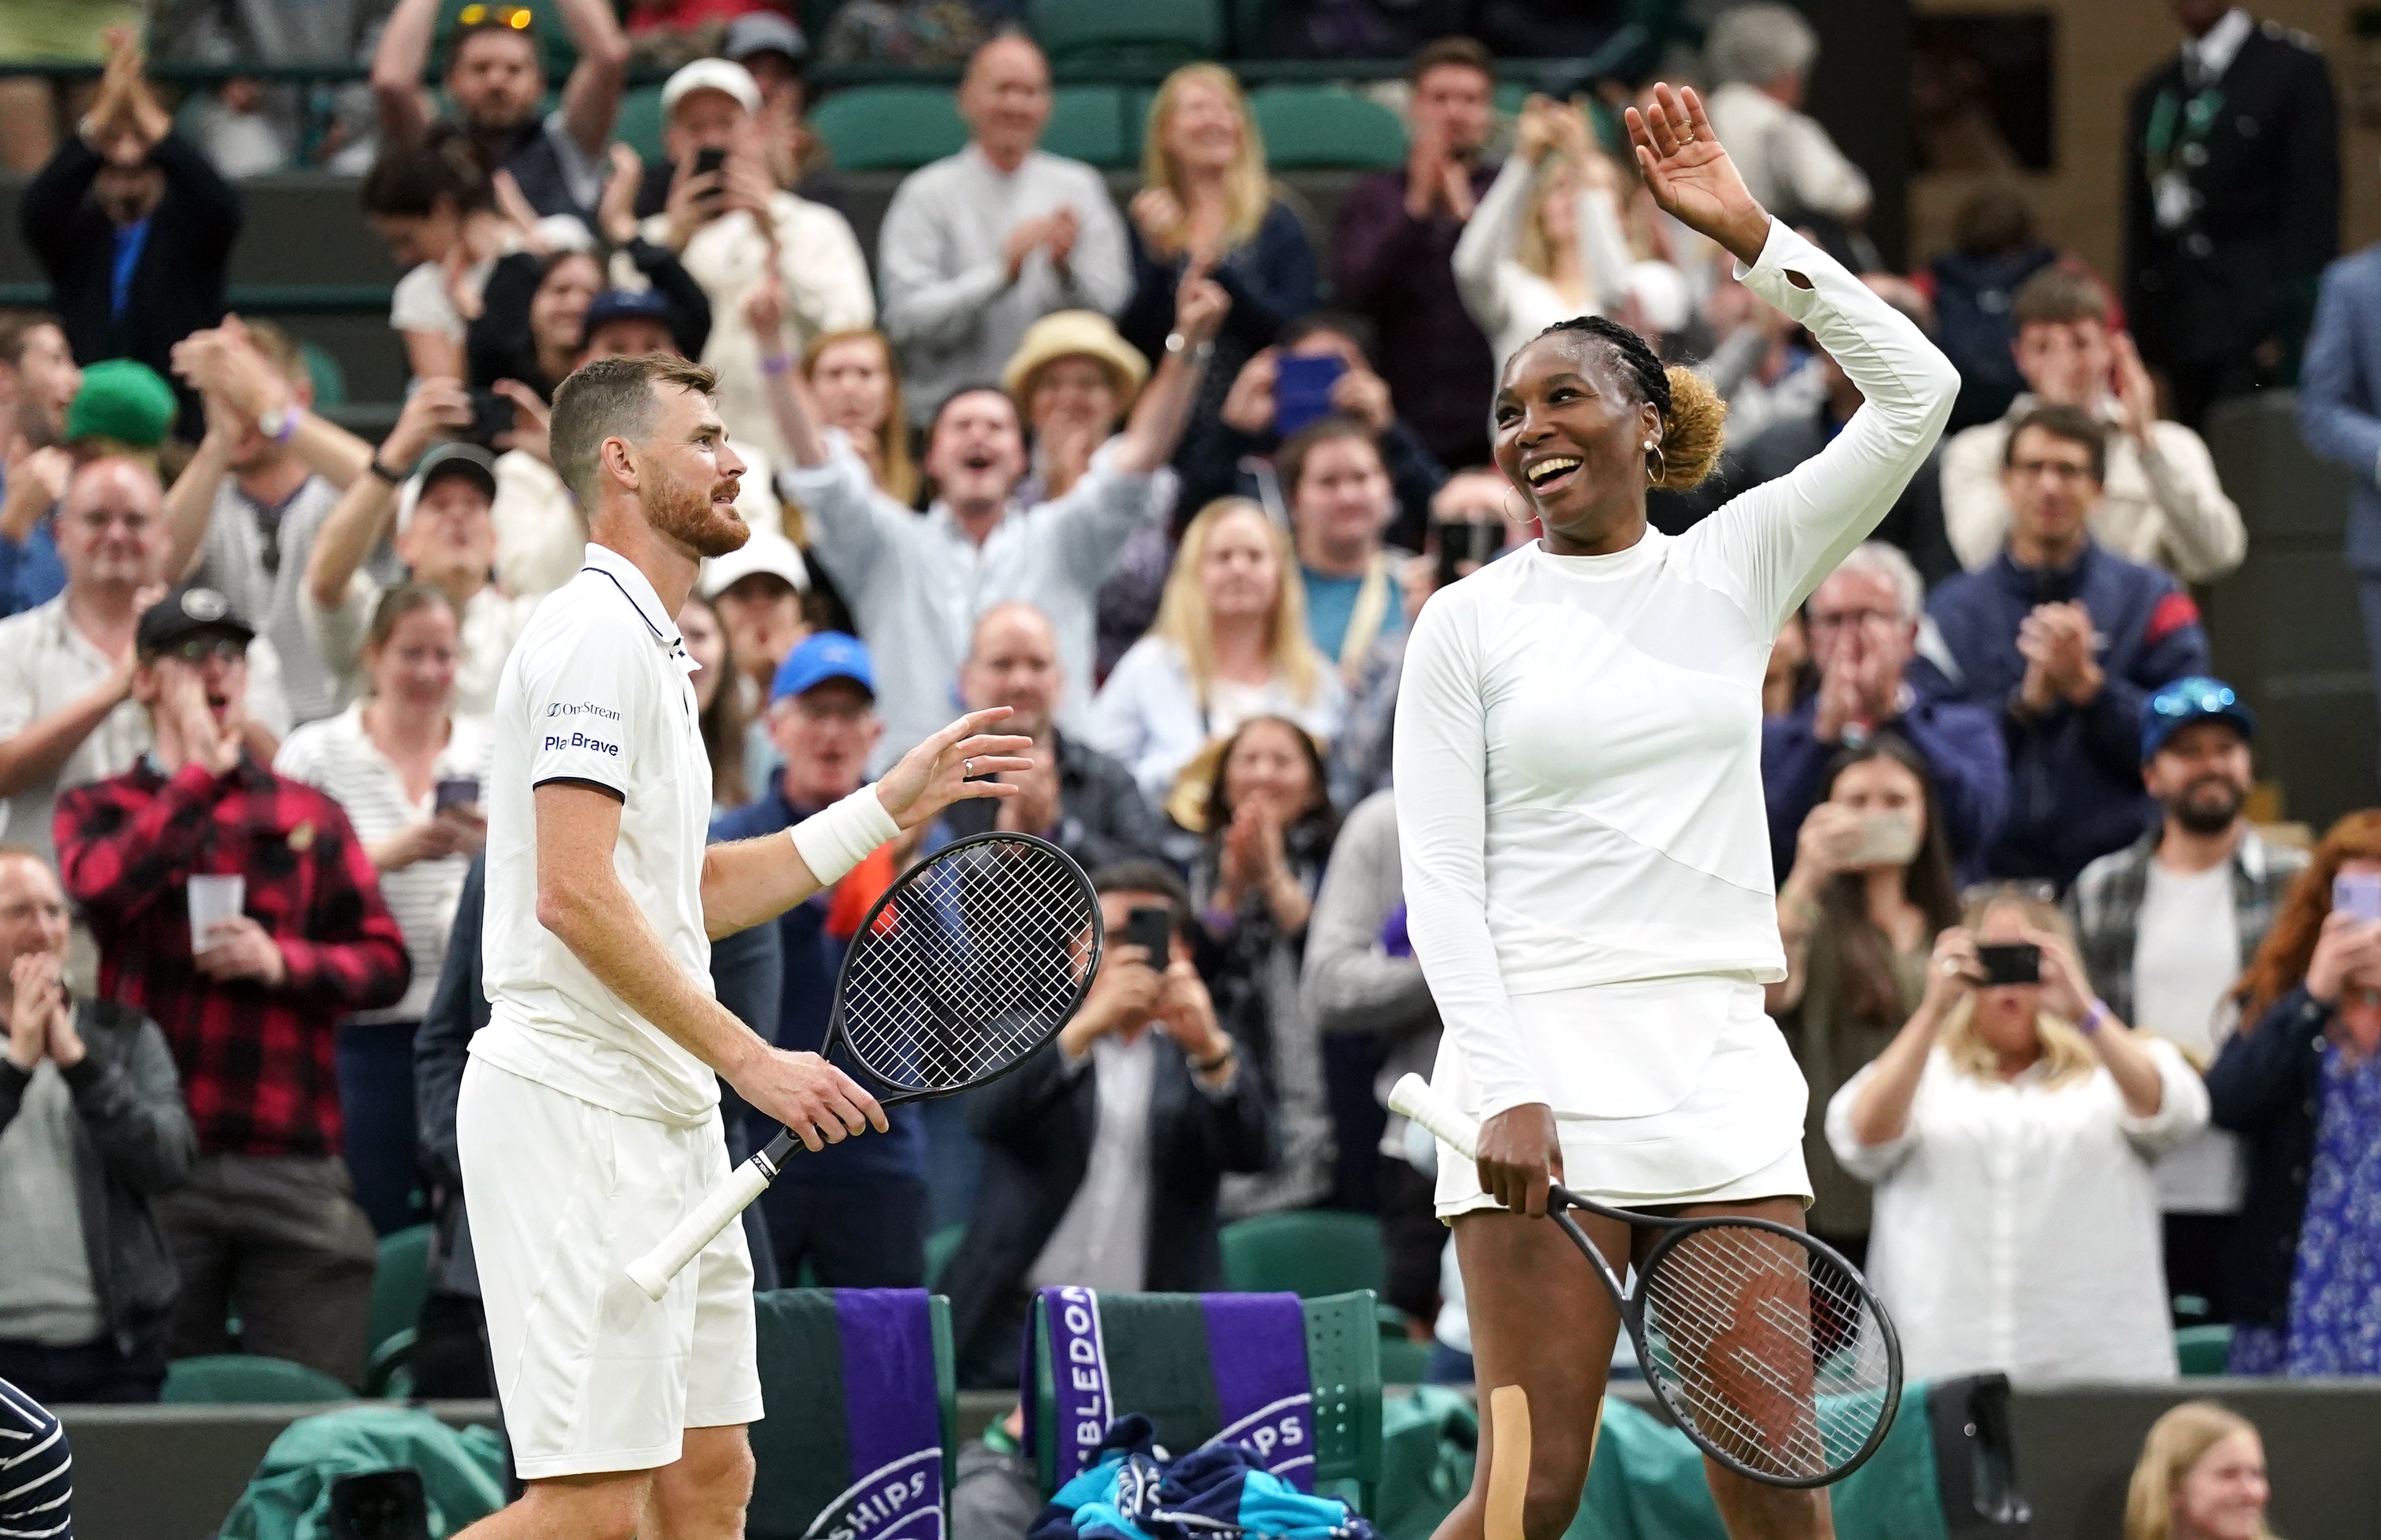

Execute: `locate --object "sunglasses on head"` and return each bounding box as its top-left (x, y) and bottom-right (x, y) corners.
top-left (2151, 681), bottom-right (2237, 718)
top-left (457, 3), bottom-right (535, 29)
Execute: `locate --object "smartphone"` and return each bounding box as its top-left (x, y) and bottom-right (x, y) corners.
top-left (1122, 905), bottom-right (1173, 968)
top-left (460, 387), bottom-right (512, 449)
top-left (692, 145), bottom-right (727, 197)
top-left (1975, 942), bottom-right (2042, 988)
top-left (1432, 518), bottom-right (1504, 590)
top-left (435, 776), bottom-right (481, 813)
top-left (1273, 353), bottom-right (1346, 437)
top-left (328, 1470), bottom-right (429, 1540)
top-left (1846, 811), bottom-right (1920, 869)
top-left (2335, 872), bottom-right (2381, 923)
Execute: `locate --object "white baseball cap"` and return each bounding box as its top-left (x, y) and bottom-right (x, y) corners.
top-left (661, 57), bottom-right (761, 119)
top-left (699, 533), bottom-right (810, 600)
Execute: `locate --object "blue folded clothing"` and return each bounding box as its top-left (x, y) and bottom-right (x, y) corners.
top-left (1029, 1415), bottom-right (1378, 1540)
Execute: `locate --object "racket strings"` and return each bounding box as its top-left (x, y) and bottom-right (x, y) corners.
top-left (1635, 1225), bottom-right (1893, 1482)
top-left (839, 839), bottom-right (1097, 1093)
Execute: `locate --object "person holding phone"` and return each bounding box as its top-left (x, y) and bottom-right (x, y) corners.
top-left (1765, 734), bottom-right (1961, 1269)
top-left (940, 860), bottom-right (1271, 1387)
top-left (2209, 809), bottom-right (2381, 1376)
top-left (1828, 885), bottom-right (2207, 1384)
top-left (276, 582), bottom-right (493, 1237)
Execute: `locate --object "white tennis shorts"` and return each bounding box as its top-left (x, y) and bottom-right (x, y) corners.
top-left (458, 1059), bottom-right (764, 1479)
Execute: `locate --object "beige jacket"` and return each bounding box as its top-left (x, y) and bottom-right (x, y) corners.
top-left (1939, 395), bottom-right (2247, 582)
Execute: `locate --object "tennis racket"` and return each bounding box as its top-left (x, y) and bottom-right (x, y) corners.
top-left (1388, 1074), bottom-right (1901, 1488)
top-left (627, 832), bottom-right (1102, 1299)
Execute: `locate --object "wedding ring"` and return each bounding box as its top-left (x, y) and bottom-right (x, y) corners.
top-left (1940, 960), bottom-right (1960, 975)
top-left (964, 758), bottom-right (975, 777)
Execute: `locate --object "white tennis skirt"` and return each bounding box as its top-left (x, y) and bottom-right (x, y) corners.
top-left (1434, 972), bottom-right (1812, 1217)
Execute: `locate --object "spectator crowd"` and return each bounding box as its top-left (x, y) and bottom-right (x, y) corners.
top-left (5, 0), bottom-right (2381, 1430)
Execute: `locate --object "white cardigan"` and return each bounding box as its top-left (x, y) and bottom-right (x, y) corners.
top-left (1082, 635), bottom-right (1345, 802)
top-left (1450, 153), bottom-right (1637, 369)
top-left (1825, 1039), bottom-right (2210, 1386)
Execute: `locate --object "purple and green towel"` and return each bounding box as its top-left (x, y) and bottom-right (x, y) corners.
top-left (749, 1288), bottom-right (947, 1540)
top-left (1027, 1288), bottom-right (1317, 1493)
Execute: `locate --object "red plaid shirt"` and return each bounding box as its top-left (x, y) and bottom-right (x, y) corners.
top-left (55, 755), bottom-right (411, 1157)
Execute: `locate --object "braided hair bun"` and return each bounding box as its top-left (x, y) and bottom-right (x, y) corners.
top-left (1533, 315), bottom-right (1727, 491)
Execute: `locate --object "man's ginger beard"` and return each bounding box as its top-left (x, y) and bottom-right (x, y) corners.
top-left (645, 458), bottom-right (750, 560)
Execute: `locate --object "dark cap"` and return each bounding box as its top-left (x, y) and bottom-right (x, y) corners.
top-left (723, 10), bottom-right (808, 66)
top-left (2142, 675), bottom-right (2257, 762)
top-left (416, 440), bottom-right (499, 500)
top-left (137, 584), bottom-right (255, 655)
top-left (581, 288), bottom-right (677, 349)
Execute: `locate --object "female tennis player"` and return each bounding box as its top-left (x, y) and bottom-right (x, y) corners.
top-left (1394, 85), bottom-right (1958, 1540)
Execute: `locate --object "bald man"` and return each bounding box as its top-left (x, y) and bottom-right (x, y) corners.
top-left (939, 601), bottom-right (1176, 873)
top-left (876, 34), bottom-right (1131, 426)
top-left (0, 458), bottom-right (288, 862)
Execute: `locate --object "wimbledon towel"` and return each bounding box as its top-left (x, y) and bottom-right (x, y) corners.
top-left (749, 1288), bottom-right (947, 1540)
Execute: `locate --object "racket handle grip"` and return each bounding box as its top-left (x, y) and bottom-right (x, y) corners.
top-left (1388, 1073), bottom-right (1482, 1163)
top-left (625, 1154), bottom-right (775, 1301)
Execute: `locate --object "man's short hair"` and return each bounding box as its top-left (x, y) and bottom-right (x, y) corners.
top-left (1092, 860), bottom-right (1192, 938)
top-left (0, 310), bottom-right (61, 369)
top-left (1279, 311), bottom-right (1376, 365)
top-left (360, 123), bottom-right (493, 218)
top-left (549, 353), bottom-right (720, 507)
top-left (241, 319), bottom-right (308, 388)
top-left (2010, 265), bottom-right (2111, 330)
top-left (2003, 402), bottom-right (2107, 485)
top-left (1817, 542), bottom-right (1923, 626)
top-left (1408, 35), bottom-right (1493, 84)
top-left (1707, 3), bottom-right (1819, 86)
top-left (448, 11), bottom-right (542, 66)
top-left (1277, 415), bottom-right (1378, 502)
top-left (929, 382), bottom-right (1017, 437)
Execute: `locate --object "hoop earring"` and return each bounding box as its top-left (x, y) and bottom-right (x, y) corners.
top-left (1501, 484), bottom-right (1531, 524)
top-left (1645, 444), bottom-right (1667, 487)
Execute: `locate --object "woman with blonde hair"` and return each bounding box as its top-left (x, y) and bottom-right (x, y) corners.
top-left (2123, 1402), bottom-right (2276, 1540)
top-left (1827, 885), bottom-right (2209, 1384)
top-left (800, 327), bottom-right (917, 508)
top-left (1118, 64), bottom-right (1317, 442)
top-left (1451, 95), bottom-right (1647, 369)
top-left (1086, 497), bottom-right (1343, 799)
top-left (2210, 809), bottom-right (2381, 1376)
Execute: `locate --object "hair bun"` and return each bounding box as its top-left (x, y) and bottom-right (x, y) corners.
top-left (1655, 365), bottom-right (1726, 490)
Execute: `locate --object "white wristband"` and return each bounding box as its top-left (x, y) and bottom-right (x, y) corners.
top-left (788, 786), bottom-right (899, 886)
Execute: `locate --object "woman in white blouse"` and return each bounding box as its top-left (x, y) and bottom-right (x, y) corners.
top-left (1451, 96), bottom-right (1639, 370)
top-left (276, 583), bottom-right (493, 1236)
top-left (1088, 497), bottom-right (1344, 800)
top-left (1395, 86), bottom-right (1957, 1540)
top-left (1827, 889), bottom-right (2208, 1386)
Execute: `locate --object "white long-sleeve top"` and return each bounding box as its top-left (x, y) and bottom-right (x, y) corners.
top-left (1824, 1040), bottom-right (2209, 1385)
top-left (1451, 153), bottom-right (1637, 370)
top-left (1393, 220), bottom-right (1958, 1123)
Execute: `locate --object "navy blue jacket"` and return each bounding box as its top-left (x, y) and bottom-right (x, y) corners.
top-left (1760, 684), bottom-right (2008, 887)
top-left (1918, 542), bottom-right (2210, 888)
top-left (2206, 986), bottom-right (2336, 1330)
top-left (712, 776), bottom-right (926, 1180)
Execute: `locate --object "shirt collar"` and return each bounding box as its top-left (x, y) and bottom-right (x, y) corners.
top-left (2189, 9), bottom-right (2254, 82)
top-left (579, 542), bottom-right (689, 663)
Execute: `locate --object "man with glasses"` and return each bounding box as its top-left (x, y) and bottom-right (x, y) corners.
top-left (54, 585), bottom-right (409, 1387)
top-left (709, 632), bottom-right (930, 1288)
top-left (1918, 403), bottom-right (2212, 888)
top-left (1762, 541), bottom-right (2006, 884)
top-left (2068, 676), bottom-right (2306, 1320)
top-left (0, 456), bottom-right (289, 864)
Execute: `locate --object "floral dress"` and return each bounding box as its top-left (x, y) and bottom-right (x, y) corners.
top-left (2228, 1040), bottom-right (2381, 1375)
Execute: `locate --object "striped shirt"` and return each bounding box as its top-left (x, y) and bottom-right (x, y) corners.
top-left (276, 704), bottom-right (496, 1024)
top-left (0, 1376), bottom-right (71, 1539)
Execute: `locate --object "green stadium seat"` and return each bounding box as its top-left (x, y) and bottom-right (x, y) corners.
top-left (365, 1327), bottom-right (417, 1400)
top-left (1248, 86), bottom-right (1408, 171)
top-left (1029, 0), bottom-right (1221, 69)
top-left (369, 1225), bottom-right (434, 1373)
top-left (613, 83), bottom-right (667, 164)
top-left (810, 85), bottom-right (969, 173)
top-left (923, 1221), bottom-right (968, 1289)
top-left (1376, 1330), bottom-right (1432, 1386)
top-left (2176, 1323), bottom-right (2233, 1376)
top-left (163, 1354), bottom-right (358, 1405)
top-left (1042, 85), bottom-right (1134, 169)
top-left (1220, 1210), bottom-right (1386, 1298)
top-left (298, 339), bottom-right (347, 409)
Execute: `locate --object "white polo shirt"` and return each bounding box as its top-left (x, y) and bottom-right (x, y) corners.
top-left (471, 543), bottom-right (720, 1126)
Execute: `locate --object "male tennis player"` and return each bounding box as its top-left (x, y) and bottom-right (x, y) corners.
top-left (453, 353), bottom-right (1030, 1540)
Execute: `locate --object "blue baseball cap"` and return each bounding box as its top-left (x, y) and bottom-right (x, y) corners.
top-left (770, 631), bottom-right (874, 704)
top-left (2142, 675), bottom-right (2255, 762)
top-left (580, 288), bottom-right (676, 348)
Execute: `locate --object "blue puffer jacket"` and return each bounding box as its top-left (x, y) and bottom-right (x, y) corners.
top-left (1916, 542), bottom-right (2210, 888)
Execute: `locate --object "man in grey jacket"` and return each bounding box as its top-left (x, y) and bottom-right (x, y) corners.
top-left (0, 848), bottom-right (195, 1403)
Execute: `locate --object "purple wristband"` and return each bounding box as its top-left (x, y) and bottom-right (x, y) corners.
top-left (2081, 1000), bottom-right (2110, 1035)
top-left (759, 352), bottom-right (794, 376)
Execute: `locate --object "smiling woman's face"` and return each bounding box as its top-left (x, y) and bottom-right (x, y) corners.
top-left (1492, 331), bottom-right (1659, 554)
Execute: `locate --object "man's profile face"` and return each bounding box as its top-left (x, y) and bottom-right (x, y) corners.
top-left (13, 323), bottom-right (81, 438)
top-left (631, 385), bottom-right (749, 560)
top-left (447, 29), bottom-right (545, 133)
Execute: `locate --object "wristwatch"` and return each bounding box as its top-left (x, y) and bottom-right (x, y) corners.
top-left (1165, 331), bottom-right (1215, 366)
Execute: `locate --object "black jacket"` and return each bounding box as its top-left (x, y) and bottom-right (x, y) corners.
top-left (0, 999), bottom-right (197, 1354)
top-left (2206, 984), bottom-right (2335, 1330)
top-left (20, 131), bottom-right (238, 437)
top-left (939, 730), bottom-right (1184, 875)
top-left (2123, 21), bottom-right (2339, 378)
top-left (466, 237), bottom-right (713, 397)
top-left (943, 1032), bottom-right (1274, 1379)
